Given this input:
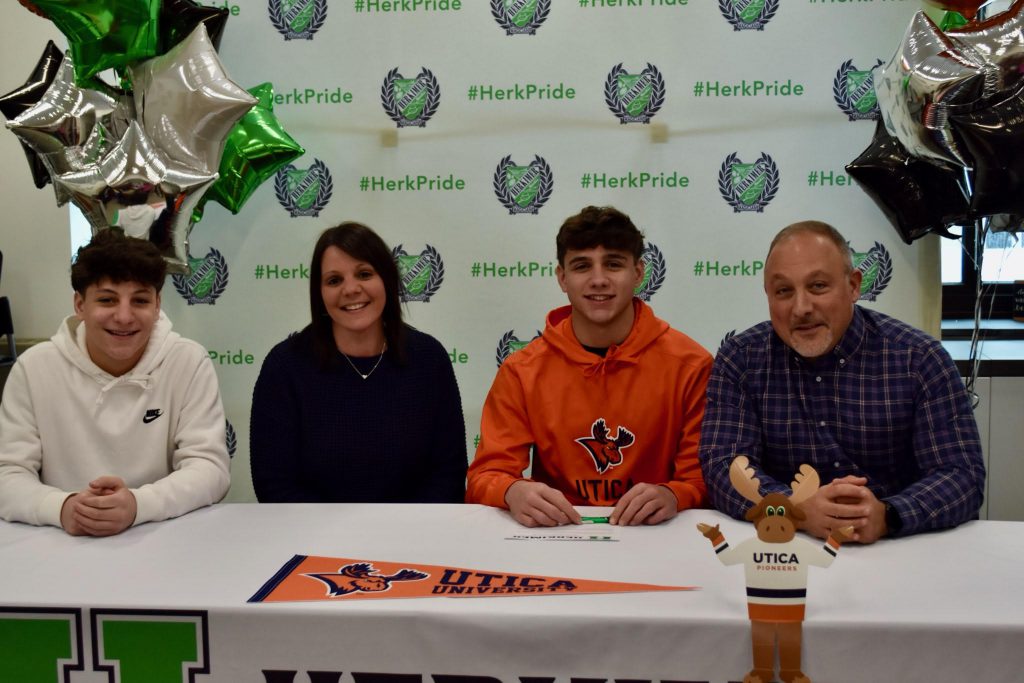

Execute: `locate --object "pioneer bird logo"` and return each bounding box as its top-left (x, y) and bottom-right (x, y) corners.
top-left (576, 418), bottom-right (635, 474)
top-left (304, 562), bottom-right (428, 597)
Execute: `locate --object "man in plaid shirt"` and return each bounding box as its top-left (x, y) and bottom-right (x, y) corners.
top-left (699, 221), bottom-right (985, 543)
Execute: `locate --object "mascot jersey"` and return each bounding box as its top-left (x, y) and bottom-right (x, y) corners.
top-left (710, 533), bottom-right (841, 622)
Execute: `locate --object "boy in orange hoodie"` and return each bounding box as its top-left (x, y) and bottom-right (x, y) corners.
top-left (466, 206), bottom-right (712, 527)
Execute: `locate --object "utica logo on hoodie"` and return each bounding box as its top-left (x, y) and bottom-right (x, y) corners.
top-left (575, 418), bottom-right (634, 474)
top-left (572, 419), bottom-right (640, 503)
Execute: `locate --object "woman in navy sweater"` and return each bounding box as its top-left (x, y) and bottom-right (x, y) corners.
top-left (250, 223), bottom-right (467, 502)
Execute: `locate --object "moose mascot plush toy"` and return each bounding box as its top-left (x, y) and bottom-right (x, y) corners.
top-left (697, 456), bottom-right (853, 683)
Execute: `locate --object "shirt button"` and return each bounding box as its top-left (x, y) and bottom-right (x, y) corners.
top-left (839, 359), bottom-right (846, 365)
top-left (819, 421), bottom-right (826, 427)
top-left (834, 461), bottom-right (840, 467)
top-left (816, 376), bottom-right (822, 382)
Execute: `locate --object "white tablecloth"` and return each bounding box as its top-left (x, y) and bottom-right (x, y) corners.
top-left (1, 504), bottom-right (1020, 682)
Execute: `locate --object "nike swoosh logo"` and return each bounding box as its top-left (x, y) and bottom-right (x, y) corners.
top-left (143, 410), bottom-right (163, 424)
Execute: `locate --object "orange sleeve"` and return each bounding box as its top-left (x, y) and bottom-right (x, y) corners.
top-left (465, 362), bottom-right (534, 508)
top-left (664, 353), bottom-right (712, 510)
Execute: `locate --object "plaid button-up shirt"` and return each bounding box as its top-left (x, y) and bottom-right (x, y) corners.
top-left (699, 306), bottom-right (985, 536)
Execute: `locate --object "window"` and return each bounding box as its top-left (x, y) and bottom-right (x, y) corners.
top-left (942, 222), bottom-right (1023, 319)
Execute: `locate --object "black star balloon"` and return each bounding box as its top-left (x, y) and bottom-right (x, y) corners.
top-left (0, 41), bottom-right (63, 188)
top-left (847, 120), bottom-right (969, 244)
top-left (159, 0), bottom-right (229, 53)
top-left (953, 86), bottom-right (1024, 217)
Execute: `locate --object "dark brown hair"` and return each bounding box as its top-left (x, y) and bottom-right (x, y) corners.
top-left (70, 230), bottom-right (167, 294)
top-left (307, 222), bottom-right (407, 367)
top-left (556, 206), bottom-right (645, 265)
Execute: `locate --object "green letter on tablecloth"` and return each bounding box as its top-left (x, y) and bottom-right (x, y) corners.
top-left (100, 619), bottom-right (200, 683)
top-left (0, 617), bottom-right (76, 682)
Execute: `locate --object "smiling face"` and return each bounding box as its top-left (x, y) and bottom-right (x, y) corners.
top-left (74, 279), bottom-right (160, 376)
top-left (557, 246), bottom-right (644, 348)
top-left (764, 231), bottom-right (862, 360)
top-left (320, 245), bottom-right (387, 354)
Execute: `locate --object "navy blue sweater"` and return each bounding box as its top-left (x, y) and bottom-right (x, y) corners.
top-left (250, 327), bottom-right (467, 503)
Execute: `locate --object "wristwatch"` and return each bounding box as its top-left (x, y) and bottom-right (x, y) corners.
top-left (884, 500), bottom-right (901, 535)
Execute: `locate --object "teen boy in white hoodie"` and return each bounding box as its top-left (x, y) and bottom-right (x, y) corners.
top-left (0, 231), bottom-right (230, 536)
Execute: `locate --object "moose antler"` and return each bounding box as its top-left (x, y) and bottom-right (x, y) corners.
top-left (728, 455), bottom-right (762, 505)
top-left (789, 464), bottom-right (820, 507)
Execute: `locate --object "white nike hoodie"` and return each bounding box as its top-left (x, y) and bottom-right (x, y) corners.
top-left (0, 312), bottom-right (230, 528)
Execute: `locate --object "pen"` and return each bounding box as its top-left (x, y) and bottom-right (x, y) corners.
top-left (580, 516), bottom-right (610, 524)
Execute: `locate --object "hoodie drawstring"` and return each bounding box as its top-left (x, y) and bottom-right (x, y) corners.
top-left (95, 374), bottom-right (153, 407)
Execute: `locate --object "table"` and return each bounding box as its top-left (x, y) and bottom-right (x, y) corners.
top-left (1, 504), bottom-right (1021, 682)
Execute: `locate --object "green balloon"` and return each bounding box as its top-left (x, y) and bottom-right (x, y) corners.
top-left (201, 83), bottom-right (305, 215)
top-left (28, 0), bottom-right (160, 84)
top-left (939, 11), bottom-right (970, 32)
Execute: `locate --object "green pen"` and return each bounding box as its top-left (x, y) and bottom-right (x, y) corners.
top-left (580, 515), bottom-right (610, 524)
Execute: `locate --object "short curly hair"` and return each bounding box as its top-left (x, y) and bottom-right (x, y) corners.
top-left (70, 230), bottom-right (167, 294)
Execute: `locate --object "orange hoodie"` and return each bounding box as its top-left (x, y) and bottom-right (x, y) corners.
top-left (467, 300), bottom-right (712, 509)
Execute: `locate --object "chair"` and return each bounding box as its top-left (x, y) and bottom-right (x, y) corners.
top-left (0, 298), bottom-right (14, 367)
top-left (0, 250), bottom-right (15, 366)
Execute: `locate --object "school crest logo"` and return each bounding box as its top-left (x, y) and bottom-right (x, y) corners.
top-left (833, 59), bottom-right (884, 121)
top-left (634, 242), bottom-right (666, 302)
top-left (576, 418), bottom-right (635, 474)
top-left (493, 155), bottom-right (554, 214)
top-left (852, 241), bottom-right (892, 302)
top-left (268, 0), bottom-right (327, 41)
top-left (392, 244), bottom-right (445, 303)
top-left (304, 562), bottom-right (428, 597)
top-left (491, 0), bottom-right (551, 35)
top-left (172, 248), bottom-right (229, 305)
top-left (495, 329), bottom-right (542, 367)
top-left (605, 63), bottom-right (665, 124)
top-left (274, 159), bottom-right (333, 217)
top-left (225, 419), bottom-right (237, 458)
top-left (718, 152), bottom-right (780, 213)
top-left (719, 0), bottom-right (778, 31)
top-left (381, 67), bottom-right (441, 128)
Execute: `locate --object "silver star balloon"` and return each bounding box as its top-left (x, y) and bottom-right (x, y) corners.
top-left (5, 56), bottom-right (117, 157)
top-left (876, 11), bottom-right (997, 166)
top-left (949, 0), bottom-right (1024, 93)
top-left (130, 23), bottom-right (255, 176)
top-left (5, 54), bottom-right (134, 204)
top-left (55, 121), bottom-right (216, 273)
top-left (40, 122), bottom-right (118, 206)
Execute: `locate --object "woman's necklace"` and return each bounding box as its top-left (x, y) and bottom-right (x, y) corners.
top-left (339, 340), bottom-right (386, 380)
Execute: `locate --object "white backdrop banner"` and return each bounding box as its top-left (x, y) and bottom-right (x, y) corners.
top-left (151, 0), bottom-right (926, 501)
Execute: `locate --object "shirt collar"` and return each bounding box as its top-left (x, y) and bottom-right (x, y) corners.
top-left (832, 305), bottom-right (865, 363)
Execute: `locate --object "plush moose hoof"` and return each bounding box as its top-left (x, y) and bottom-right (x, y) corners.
top-left (743, 669), bottom-right (774, 683)
top-left (779, 670), bottom-right (809, 683)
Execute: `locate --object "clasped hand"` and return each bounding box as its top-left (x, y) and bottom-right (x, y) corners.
top-left (60, 476), bottom-right (138, 537)
top-left (798, 475), bottom-right (887, 544)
